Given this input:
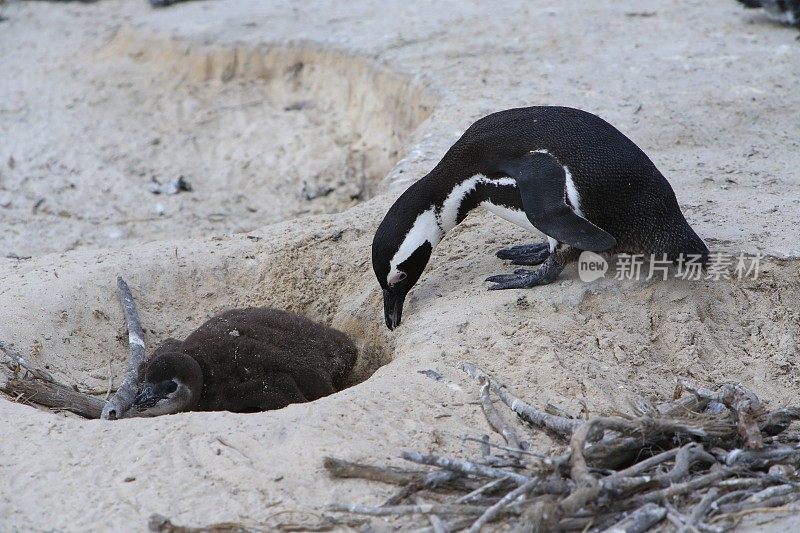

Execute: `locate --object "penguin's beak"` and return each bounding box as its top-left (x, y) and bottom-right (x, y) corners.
top-left (133, 384), bottom-right (161, 410)
top-left (383, 289), bottom-right (405, 330)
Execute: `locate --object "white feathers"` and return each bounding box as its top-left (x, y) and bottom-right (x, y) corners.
top-left (440, 175), bottom-right (484, 231)
top-left (388, 207), bottom-right (443, 284)
top-left (440, 174), bottom-right (518, 231)
top-left (481, 201), bottom-right (536, 231)
top-left (387, 155), bottom-right (584, 281)
top-left (564, 166), bottom-right (584, 217)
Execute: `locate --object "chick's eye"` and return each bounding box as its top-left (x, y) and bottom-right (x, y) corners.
top-left (388, 271), bottom-right (407, 286)
top-left (164, 380), bottom-right (178, 394)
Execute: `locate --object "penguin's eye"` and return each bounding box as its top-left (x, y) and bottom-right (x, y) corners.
top-left (388, 271), bottom-right (407, 286)
top-left (164, 380), bottom-right (178, 394)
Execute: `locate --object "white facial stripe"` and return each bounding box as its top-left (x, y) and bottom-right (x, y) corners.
top-left (388, 207), bottom-right (443, 283)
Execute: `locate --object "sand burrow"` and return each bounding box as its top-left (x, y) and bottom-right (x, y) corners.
top-left (0, 207), bottom-right (393, 408)
top-left (1, 27), bottom-right (435, 257)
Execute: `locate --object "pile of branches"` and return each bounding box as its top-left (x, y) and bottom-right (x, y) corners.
top-left (325, 363), bottom-right (800, 532)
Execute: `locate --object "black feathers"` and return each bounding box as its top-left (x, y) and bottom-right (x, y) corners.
top-left (736, 0), bottom-right (800, 27)
top-left (137, 308), bottom-right (358, 414)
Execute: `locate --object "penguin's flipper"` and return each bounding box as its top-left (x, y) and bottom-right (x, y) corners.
top-left (499, 152), bottom-right (616, 252)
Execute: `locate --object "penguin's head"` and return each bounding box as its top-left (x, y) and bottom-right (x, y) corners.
top-left (372, 196), bottom-right (443, 330)
top-left (132, 352), bottom-right (203, 416)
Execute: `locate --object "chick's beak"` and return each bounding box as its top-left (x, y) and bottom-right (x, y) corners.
top-left (383, 289), bottom-right (405, 331)
top-left (133, 385), bottom-right (159, 409)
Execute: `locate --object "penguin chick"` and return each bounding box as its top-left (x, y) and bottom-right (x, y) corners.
top-left (131, 308), bottom-right (357, 416)
top-left (736, 0), bottom-right (800, 27)
top-left (372, 106), bottom-right (709, 330)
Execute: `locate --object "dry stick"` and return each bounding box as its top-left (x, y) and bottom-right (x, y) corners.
top-left (478, 379), bottom-right (522, 453)
top-left (383, 470), bottom-right (457, 506)
top-left (327, 503), bottom-right (491, 517)
top-left (660, 443), bottom-right (716, 484)
top-left (725, 446), bottom-right (800, 467)
top-left (715, 491), bottom-right (800, 514)
top-left (466, 477), bottom-right (540, 533)
top-left (413, 496), bottom-right (447, 533)
top-left (613, 448), bottom-right (680, 478)
top-left (455, 478), bottom-right (509, 504)
top-left (626, 468), bottom-right (739, 507)
top-left (0, 341), bottom-right (55, 382)
top-left (415, 517), bottom-right (475, 533)
top-left (677, 488), bottom-right (719, 533)
top-left (559, 416), bottom-right (714, 526)
top-left (599, 502), bottom-right (666, 533)
top-left (323, 457), bottom-right (431, 485)
top-left (557, 417), bottom-right (627, 523)
top-left (761, 407), bottom-right (800, 436)
top-left (746, 484), bottom-right (796, 503)
top-left (462, 362), bottom-right (581, 440)
top-left (0, 363), bottom-right (105, 418)
top-left (101, 276), bottom-right (146, 420)
top-left (719, 383), bottom-right (765, 449)
top-left (460, 436), bottom-right (560, 464)
top-left (401, 451), bottom-right (531, 485)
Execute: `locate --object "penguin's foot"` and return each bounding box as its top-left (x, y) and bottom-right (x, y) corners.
top-left (486, 257), bottom-right (565, 290)
top-left (496, 242), bottom-right (551, 266)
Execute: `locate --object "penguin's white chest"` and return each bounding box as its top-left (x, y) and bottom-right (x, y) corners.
top-left (481, 201), bottom-right (536, 231)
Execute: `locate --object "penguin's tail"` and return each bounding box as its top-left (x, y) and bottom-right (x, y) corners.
top-left (667, 226), bottom-right (710, 266)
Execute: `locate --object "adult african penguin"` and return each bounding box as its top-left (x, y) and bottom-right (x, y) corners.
top-left (131, 308), bottom-right (357, 416)
top-left (736, 0), bottom-right (800, 27)
top-left (372, 106), bottom-right (709, 330)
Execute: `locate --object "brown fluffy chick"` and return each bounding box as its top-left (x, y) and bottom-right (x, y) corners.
top-left (131, 308), bottom-right (357, 416)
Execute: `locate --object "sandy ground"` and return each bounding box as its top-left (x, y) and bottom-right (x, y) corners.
top-left (1, 0), bottom-right (799, 531)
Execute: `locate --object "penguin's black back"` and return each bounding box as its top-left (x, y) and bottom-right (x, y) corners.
top-left (149, 308), bottom-right (358, 412)
top-left (427, 106), bottom-right (707, 258)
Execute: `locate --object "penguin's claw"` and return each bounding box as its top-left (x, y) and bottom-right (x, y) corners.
top-left (486, 259), bottom-right (564, 290)
top-left (510, 250), bottom-right (550, 266)
top-left (496, 242), bottom-right (550, 261)
top-left (487, 271), bottom-right (547, 290)
top-left (485, 270), bottom-right (533, 284)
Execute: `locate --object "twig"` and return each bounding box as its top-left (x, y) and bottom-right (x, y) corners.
top-left (462, 362), bottom-right (581, 439)
top-left (0, 340), bottom-right (55, 382)
top-left (0, 363), bottom-right (104, 418)
top-left (627, 468), bottom-right (738, 506)
top-left (323, 457), bottom-right (431, 485)
top-left (460, 436), bottom-right (563, 465)
top-left (719, 384), bottom-right (765, 449)
top-left (613, 448), bottom-right (680, 478)
top-left (383, 471), bottom-right (457, 506)
top-left (401, 451), bottom-right (531, 485)
top-left (466, 477), bottom-right (540, 533)
top-left (678, 488), bottom-right (718, 532)
top-left (478, 379), bottom-right (522, 454)
top-left (415, 517), bottom-right (475, 533)
top-left (725, 447), bottom-right (800, 467)
top-left (102, 276), bottom-right (146, 420)
top-left (599, 503), bottom-right (666, 533)
top-left (660, 443), bottom-right (716, 483)
top-left (327, 503), bottom-right (493, 516)
top-left (414, 496), bottom-right (447, 533)
top-left (455, 478), bottom-right (509, 504)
